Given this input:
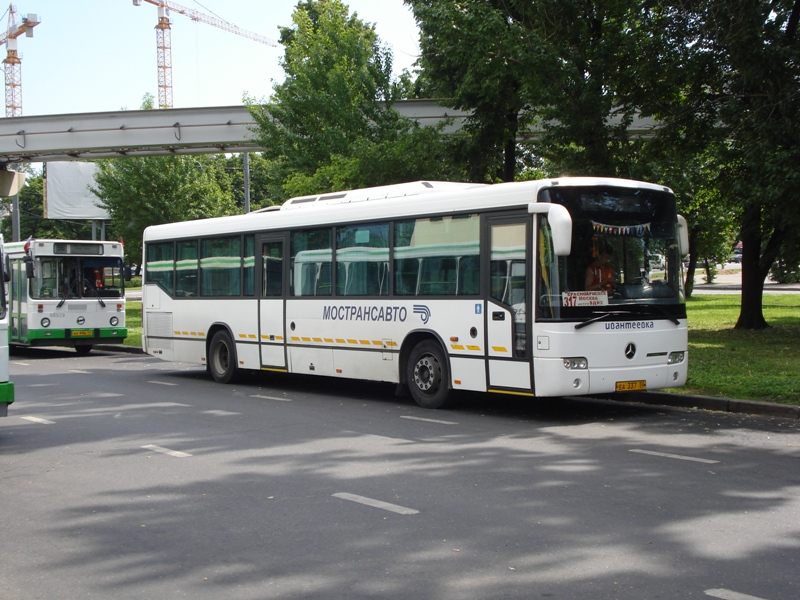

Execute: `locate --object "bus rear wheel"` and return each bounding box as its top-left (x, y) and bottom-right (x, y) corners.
top-left (406, 340), bottom-right (453, 409)
top-left (209, 330), bottom-right (240, 384)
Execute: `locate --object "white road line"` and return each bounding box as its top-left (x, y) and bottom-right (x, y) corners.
top-left (400, 415), bottom-right (458, 425)
top-left (630, 449), bottom-right (719, 464)
top-left (69, 370), bottom-right (90, 374)
top-left (147, 380), bottom-right (178, 386)
top-left (332, 493), bottom-right (419, 515)
top-left (11, 361), bottom-right (30, 366)
top-left (28, 383), bottom-right (56, 387)
top-left (21, 416), bottom-right (55, 425)
top-left (250, 394), bottom-right (292, 402)
top-left (203, 410), bottom-right (241, 416)
top-left (705, 588), bottom-right (768, 600)
top-left (141, 444), bottom-right (192, 458)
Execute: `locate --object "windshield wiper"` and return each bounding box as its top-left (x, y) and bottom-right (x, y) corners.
top-left (574, 310), bottom-right (634, 330)
top-left (83, 279), bottom-right (106, 307)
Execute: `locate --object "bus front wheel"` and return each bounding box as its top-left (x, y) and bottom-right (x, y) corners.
top-left (209, 330), bottom-right (240, 384)
top-left (406, 340), bottom-right (453, 409)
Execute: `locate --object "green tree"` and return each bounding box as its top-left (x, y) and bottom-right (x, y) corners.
top-left (248, 0), bottom-right (461, 200)
top-left (407, 1), bottom-right (650, 182)
top-left (635, 0), bottom-right (800, 328)
top-left (91, 155), bottom-right (236, 267)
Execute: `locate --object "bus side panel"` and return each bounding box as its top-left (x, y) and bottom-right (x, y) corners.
top-left (449, 357), bottom-right (487, 392)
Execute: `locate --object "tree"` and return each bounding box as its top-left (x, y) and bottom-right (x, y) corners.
top-left (91, 154), bottom-right (236, 268)
top-left (407, 1), bottom-right (651, 182)
top-left (635, 0), bottom-right (800, 328)
top-left (248, 0), bottom-right (462, 200)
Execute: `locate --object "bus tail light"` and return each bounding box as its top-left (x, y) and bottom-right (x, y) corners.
top-left (116, 303), bottom-right (123, 312)
top-left (38, 304), bottom-right (43, 313)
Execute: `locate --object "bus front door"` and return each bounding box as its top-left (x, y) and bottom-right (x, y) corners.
top-left (486, 218), bottom-right (532, 393)
top-left (257, 236), bottom-right (287, 371)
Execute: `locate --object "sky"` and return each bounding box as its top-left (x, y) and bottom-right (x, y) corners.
top-left (7, 0), bottom-right (421, 117)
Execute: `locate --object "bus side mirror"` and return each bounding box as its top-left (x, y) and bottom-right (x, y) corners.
top-left (24, 255), bottom-right (34, 279)
top-left (2, 253), bottom-right (8, 283)
top-left (677, 214), bottom-right (689, 257)
top-left (124, 265), bottom-right (133, 282)
top-left (529, 202), bottom-right (573, 256)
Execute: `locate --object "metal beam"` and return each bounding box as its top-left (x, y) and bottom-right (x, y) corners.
top-left (0, 100), bottom-right (656, 165)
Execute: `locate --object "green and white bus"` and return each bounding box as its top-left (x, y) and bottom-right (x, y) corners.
top-left (0, 235), bottom-right (13, 416)
top-left (143, 178), bottom-right (690, 409)
top-left (5, 238), bottom-right (128, 354)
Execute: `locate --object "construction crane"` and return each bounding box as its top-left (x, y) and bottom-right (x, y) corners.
top-left (133, 0), bottom-right (277, 109)
top-left (1, 4), bottom-right (39, 117)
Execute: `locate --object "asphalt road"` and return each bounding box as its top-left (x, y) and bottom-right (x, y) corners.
top-left (2, 348), bottom-right (798, 600)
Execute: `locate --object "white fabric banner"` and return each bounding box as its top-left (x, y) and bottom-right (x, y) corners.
top-left (45, 162), bottom-right (109, 220)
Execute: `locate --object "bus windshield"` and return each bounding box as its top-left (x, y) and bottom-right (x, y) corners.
top-left (32, 255), bottom-right (126, 300)
top-left (537, 185), bottom-right (686, 321)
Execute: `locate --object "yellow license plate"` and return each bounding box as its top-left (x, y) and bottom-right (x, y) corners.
top-left (71, 330), bottom-right (94, 338)
top-left (616, 380), bottom-right (646, 392)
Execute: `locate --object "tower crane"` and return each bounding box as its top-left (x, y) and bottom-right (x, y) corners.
top-left (1, 4), bottom-right (39, 117)
top-left (133, 0), bottom-right (277, 109)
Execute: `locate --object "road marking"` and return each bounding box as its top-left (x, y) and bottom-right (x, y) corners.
top-left (250, 394), bottom-right (292, 402)
top-left (11, 361), bottom-right (30, 366)
top-left (141, 444), bottom-right (192, 458)
top-left (332, 492), bottom-right (419, 515)
top-left (630, 449), bottom-right (719, 464)
top-left (203, 410), bottom-right (241, 416)
top-left (400, 415), bottom-right (458, 425)
top-left (69, 370), bottom-right (90, 374)
top-left (705, 589), bottom-right (768, 600)
top-left (21, 416), bottom-right (55, 425)
top-left (28, 383), bottom-right (56, 387)
top-left (148, 380), bottom-right (178, 386)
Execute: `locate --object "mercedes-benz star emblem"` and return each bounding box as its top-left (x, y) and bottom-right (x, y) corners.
top-left (625, 343), bottom-right (636, 360)
top-left (77, 316), bottom-right (85, 325)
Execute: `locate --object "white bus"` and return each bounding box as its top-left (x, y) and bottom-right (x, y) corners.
top-left (142, 178), bottom-right (689, 409)
top-left (0, 235), bottom-right (13, 416)
top-left (5, 239), bottom-right (128, 354)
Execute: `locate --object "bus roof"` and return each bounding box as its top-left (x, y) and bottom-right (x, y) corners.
top-left (143, 177), bottom-right (673, 242)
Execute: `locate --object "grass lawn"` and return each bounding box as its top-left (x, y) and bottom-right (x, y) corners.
top-left (678, 294), bottom-right (800, 405)
top-left (123, 293), bottom-right (800, 406)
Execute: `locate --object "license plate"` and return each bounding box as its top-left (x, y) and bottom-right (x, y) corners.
top-left (616, 380), bottom-right (646, 392)
top-left (71, 330), bottom-right (94, 338)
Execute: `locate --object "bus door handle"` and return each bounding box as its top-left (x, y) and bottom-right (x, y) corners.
top-left (492, 311), bottom-right (505, 321)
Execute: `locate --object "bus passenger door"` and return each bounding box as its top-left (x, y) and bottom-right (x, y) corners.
top-left (486, 218), bottom-right (532, 392)
top-left (257, 236), bottom-right (287, 370)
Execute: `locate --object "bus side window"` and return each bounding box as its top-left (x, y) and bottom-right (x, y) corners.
top-left (458, 255), bottom-right (480, 295)
top-left (262, 242), bottom-right (283, 297)
top-left (395, 258), bottom-right (418, 295)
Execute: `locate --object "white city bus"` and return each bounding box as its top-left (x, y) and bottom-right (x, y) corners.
top-left (0, 235), bottom-right (13, 416)
top-left (142, 178), bottom-right (689, 409)
top-left (5, 239), bottom-right (128, 354)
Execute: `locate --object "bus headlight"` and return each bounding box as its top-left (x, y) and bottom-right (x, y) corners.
top-left (110, 316), bottom-right (119, 326)
top-left (40, 317), bottom-right (51, 328)
top-left (668, 351), bottom-right (685, 365)
top-left (563, 357), bottom-right (588, 370)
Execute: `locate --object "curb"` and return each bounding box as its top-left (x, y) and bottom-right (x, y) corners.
top-left (603, 390), bottom-right (800, 420)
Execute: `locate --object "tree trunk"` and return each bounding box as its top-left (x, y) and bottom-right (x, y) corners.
top-left (684, 227), bottom-right (698, 298)
top-left (502, 111), bottom-right (518, 182)
top-left (735, 204), bottom-right (768, 329)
